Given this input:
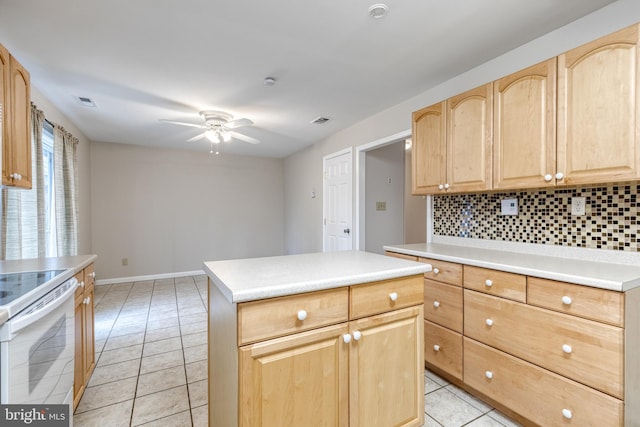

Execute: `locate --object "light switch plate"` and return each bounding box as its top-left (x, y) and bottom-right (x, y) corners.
top-left (501, 198), bottom-right (518, 215)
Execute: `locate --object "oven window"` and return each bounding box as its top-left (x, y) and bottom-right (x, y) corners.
top-left (29, 315), bottom-right (66, 393)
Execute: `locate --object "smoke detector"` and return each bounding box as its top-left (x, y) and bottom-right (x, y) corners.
top-left (368, 3), bottom-right (389, 19)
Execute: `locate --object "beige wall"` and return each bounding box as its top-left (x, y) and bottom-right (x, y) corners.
top-left (90, 142), bottom-right (285, 279)
top-left (283, 0), bottom-right (640, 254)
top-left (30, 87), bottom-right (93, 256)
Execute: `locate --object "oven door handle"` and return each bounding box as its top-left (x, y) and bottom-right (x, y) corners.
top-left (10, 278), bottom-right (79, 335)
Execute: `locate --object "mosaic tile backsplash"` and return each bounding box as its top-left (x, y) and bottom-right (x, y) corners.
top-left (433, 183), bottom-right (638, 252)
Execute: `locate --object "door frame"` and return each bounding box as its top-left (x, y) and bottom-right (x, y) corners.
top-left (323, 147), bottom-right (354, 252)
top-left (355, 129), bottom-right (432, 250)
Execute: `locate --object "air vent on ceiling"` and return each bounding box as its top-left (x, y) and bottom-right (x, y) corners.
top-left (310, 116), bottom-right (330, 124)
top-left (76, 96), bottom-right (96, 107)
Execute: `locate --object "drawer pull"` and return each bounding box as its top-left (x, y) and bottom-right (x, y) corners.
top-left (562, 409), bottom-right (573, 420)
top-left (562, 344), bottom-right (573, 354)
top-left (89, 271), bottom-right (96, 279)
top-left (79, 281), bottom-right (85, 289)
top-left (433, 345), bottom-right (440, 352)
top-left (561, 295), bottom-right (572, 305)
top-left (485, 279), bottom-right (493, 287)
top-left (485, 371), bottom-right (493, 379)
top-left (297, 310), bottom-right (307, 321)
top-left (485, 319), bottom-right (494, 327)
top-left (353, 330), bottom-right (362, 341)
top-left (433, 301), bottom-right (440, 308)
top-left (433, 268), bottom-right (440, 275)
top-left (343, 334), bottom-right (352, 344)
top-left (389, 292), bottom-right (398, 302)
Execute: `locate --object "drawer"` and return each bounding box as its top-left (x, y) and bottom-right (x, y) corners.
top-left (424, 279), bottom-right (463, 333)
top-left (385, 251), bottom-right (418, 261)
top-left (464, 338), bottom-right (623, 427)
top-left (238, 288), bottom-right (349, 345)
top-left (420, 258), bottom-right (462, 286)
top-left (425, 320), bottom-right (462, 380)
top-left (463, 266), bottom-right (526, 302)
top-left (74, 271), bottom-right (85, 299)
top-left (350, 275), bottom-right (423, 319)
top-left (84, 263), bottom-right (95, 290)
top-left (464, 290), bottom-right (624, 398)
top-left (527, 277), bottom-right (624, 327)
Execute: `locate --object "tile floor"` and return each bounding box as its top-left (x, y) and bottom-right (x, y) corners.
top-left (73, 275), bottom-right (521, 427)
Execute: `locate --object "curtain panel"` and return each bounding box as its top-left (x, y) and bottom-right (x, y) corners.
top-left (53, 125), bottom-right (79, 257)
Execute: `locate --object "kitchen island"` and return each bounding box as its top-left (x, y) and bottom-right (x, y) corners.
top-left (204, 250), bottom-right (431, 427)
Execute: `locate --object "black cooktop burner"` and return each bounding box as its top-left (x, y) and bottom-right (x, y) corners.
top-left (0, 270), bottom-right (68, 306)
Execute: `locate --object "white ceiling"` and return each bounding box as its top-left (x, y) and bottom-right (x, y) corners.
top-left (0, 0), bottom-right (618, 158)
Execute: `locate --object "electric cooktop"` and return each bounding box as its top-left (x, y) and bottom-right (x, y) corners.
top-left (0, 269), bottom-right (68, 307)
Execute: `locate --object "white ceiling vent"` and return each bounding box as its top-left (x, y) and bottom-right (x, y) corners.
top-left (310, 116), bottom-right (330, 124)
top-left (76, 96), bottom-right (96, 107)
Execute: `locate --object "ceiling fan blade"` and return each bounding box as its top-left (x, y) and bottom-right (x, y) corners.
top-left (186, 133), bottom-right (206, 142)
top-left (159, 119), bottom-right (207, 129)
top-left (229, 131), bottom-right (260, 144)
top-left (224, 118), bottom-right (253, 129)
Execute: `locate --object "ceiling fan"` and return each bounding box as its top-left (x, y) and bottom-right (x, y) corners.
top-left (160, 110), bottom-right (260, 145)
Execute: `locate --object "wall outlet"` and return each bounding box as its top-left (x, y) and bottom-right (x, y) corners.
top-left (122, 258), bottom-right (128, 266)
top-left (571, 197), bottom-right (586, 216)
top-left (500, 198), bottom-right (518, 215)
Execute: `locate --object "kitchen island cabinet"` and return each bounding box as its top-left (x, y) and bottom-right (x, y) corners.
top-left (205, 250), bottom-right (430, 427)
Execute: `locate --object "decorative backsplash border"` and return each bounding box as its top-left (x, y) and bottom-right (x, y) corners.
top-left (433, 183), bottom-right (638, 252)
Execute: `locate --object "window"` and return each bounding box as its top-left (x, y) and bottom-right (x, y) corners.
top-left (42, 121), bottom-right (57, 257)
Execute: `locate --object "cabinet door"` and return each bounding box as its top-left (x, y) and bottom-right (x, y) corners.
top-left (5, 55), bottom-right (31, 189)
top-left (83, 287), bottom-right (96, 382)
top-left (446, 83), bottom-right (493, 193)
top-left (412, 102), bottom-right (446, 194)
top-left (1, 44), bottom-right (10, 185)
top-left (73, 295), bottom-right (85, 410)
top-left (349, 305), bottom-right (424, 427)
top-left (494, 59), bottom-right (557, 189)
top-left (239, 323), bottom-right (349, 427)
top-left (558, 23), bottom-right (640, 186)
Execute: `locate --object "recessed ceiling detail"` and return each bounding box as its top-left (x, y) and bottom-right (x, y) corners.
top-left (368, 3), bottom-right (389, 19)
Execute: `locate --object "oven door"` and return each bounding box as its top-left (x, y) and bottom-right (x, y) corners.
top-left (0, 279), bottom-right (76, 405)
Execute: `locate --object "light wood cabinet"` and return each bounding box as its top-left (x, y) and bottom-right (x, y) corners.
top-left (558, 24), bottom-right (640, 186)
top-left (211, 275), bottom-right (425, 427)
top-left (463, 265), bottom-right (526, 303)
top-left (493, 58), bottom-right (557, 189)
top-left (0, 43), bottom-right (31, 189)
top-left (411, 83), bottom-right (492, 195)
top-left (73, 263), bottom-right (96, 410)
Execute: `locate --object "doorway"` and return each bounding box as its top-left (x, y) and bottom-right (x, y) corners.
top-left (323, 148), bottom-right (353, 251)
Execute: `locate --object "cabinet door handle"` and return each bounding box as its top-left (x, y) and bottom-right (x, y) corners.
top-left (438, 184), bottom-right (444, 190)
top-left (485, 279), bottom-right (493, 287)
top-left (485, 371), bottom-right (493, 379)
top-left (562, 344), bottom-right (573, 354)
top-left (297, 310), bottom-right (307, 321)
top-left (444, 183), bottom-right (450, 189)
top-left (485, 319), bottom-right (494, 327)
top-left (343, 334), bottom-right (352, 344)
top-left (389, 292), bottom-right (398, 302)
top-left (544, 174), bottom-right (553, 182)
top-left (79, 281), bottom-right (85, 288)
top-left (352, 331), bottom-right (362, 341)
top-left (433, 301), bottom-right (440, 308)
top-left (561, 295), bottom-right (572, 305)
top-left (433, 344), bottom-right (440, 352)
top-left (556, 172), bottom-right (564, 180)
top-left (432, 268), bottom-right (440, 275)
top-left (83, 297), bottom-right (91, 305)
top-left (562, 409), bottom-right (573, 419)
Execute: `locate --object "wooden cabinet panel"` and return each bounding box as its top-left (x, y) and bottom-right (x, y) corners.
top-left (73, 263), bottom-right (96, 410)
top-left (464, 338), bottom-right (623, 427)
top-left (464, 290), bottom-right (623, 398)
top-left (558, 23), bottom-right (640, 186)
top-left (463, 265), bottom-right (526, 302)
top-left (412, 102), bottom-right (446, 194)
top-left (446, 83), bottom-right (493, 193)
top-left (493, 58), bottom-right (557, 189)
top-left (425, 320), bottom-right (462, 380)
top-left (528, 277), bottom-right (624, 327)
top-left (350, 275), bottom-right (423, 320)
top-left (420, 258), bottom-right (462, 286)
top-left (73, 294), bottom-right (85, 410)
top-left (350, 306), bottom-right (424, 427)
top-left (238, 288), bottom-right (349, 345)
top-left (385, 251), bottom-right (418, 262)
top-left (424, 279), bottom-right (463, 333)
top-left (239, 323), bottom-right (350, 427)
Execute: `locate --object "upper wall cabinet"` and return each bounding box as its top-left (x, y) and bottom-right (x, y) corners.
top-left (412, 84), bottom-right (492, 195)
top-left (1, 43), bottom-right (32, 189)
top-left (493, 59), bottom-right (557, 190)
top-left (557, 24), bottom-right (640, 186)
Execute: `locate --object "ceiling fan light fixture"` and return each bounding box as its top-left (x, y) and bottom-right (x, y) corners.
top-left (205, 129), bottom-right (220, 143)
top-left (222, 131), bottom-right (231, 142)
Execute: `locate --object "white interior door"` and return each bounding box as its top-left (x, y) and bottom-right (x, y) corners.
top-left (323, 149), bottom-right (353, 251)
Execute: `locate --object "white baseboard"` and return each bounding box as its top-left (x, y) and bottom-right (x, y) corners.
top-left (95, 269), bottom-right (205, 286)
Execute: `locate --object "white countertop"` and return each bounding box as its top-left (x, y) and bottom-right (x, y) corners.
top-left (204, 250), bottom-right (431, 303)
top-left (384, 243), bottom-right (640, 292)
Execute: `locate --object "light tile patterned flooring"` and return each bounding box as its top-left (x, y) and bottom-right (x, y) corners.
top-left (73, 275), bottom-right (521, 427)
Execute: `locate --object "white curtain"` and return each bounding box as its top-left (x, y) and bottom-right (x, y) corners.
top-left (52, 124), bottom-right (78, 256)
top-left (0, 104), bottom-right (45, 260)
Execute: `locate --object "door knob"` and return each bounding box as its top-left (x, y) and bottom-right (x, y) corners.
top-left (343, 228), bottom-right (350, 234)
